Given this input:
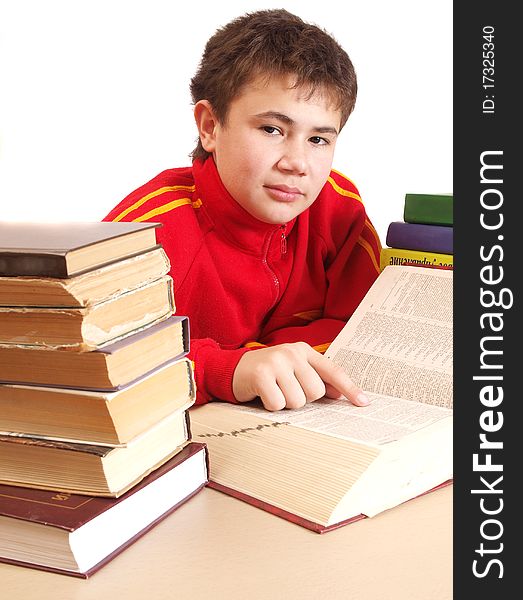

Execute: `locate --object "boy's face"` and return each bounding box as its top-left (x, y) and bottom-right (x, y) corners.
top-left (200, 75), bottom-right (341, 225)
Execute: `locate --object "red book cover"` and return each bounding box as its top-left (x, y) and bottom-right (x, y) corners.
top-left (208, 478), bottom-right (453, 534)
top-left (0, 442), bottom-right (208, 578)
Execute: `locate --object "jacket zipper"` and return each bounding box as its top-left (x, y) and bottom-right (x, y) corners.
top-left (262, 226), bottom-right (284, 311)
top-left (260, 223), bottom-right (289, 311)
top-left (280, 224), bottom-right (287, 255)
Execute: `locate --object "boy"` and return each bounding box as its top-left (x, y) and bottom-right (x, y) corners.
top-left (103, 9), bottom-right (382, 411)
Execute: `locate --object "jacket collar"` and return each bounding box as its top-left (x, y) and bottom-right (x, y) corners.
top-left (192, 157), bottom-right (296, 255)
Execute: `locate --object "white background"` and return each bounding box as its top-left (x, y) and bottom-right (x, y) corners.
top-left (0, 0), bottom-right (452, 242)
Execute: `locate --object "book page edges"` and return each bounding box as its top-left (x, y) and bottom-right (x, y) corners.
top-left (328, 416), bottom-right (453, 522)
top-left (0, 247), bottom-right (171, 307)
top-left (190, 406), bottom-right (379, 525)
top-left (207, 481), bottom-right (366, 533)
top-left (192, 404), bottom-right (452, 528)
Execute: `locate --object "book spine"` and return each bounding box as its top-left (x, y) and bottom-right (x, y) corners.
top-left (181, 315), bottom-right (190, 353)
top-left (385, 222), bottom-right (453, 254)
top-left (403, 194), bottom-right (453, 226)
top-left (380, 247), bottom-right (453, 271)
top-left (0, 253), bottom-right (68, 278)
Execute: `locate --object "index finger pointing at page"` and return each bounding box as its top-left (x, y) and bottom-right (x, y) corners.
top-left (309, 351), bottom-right (369, 406)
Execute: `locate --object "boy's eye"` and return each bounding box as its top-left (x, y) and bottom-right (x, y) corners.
top-left (309, 136), bottom-right (329, 145)
top-left (261, 125), bottom-right (282, 135)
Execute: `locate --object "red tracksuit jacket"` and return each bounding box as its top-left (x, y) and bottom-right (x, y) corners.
top-left (103, 157), bottom-right (381, 404)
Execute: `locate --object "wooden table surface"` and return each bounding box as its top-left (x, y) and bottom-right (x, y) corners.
top-left (1, 483), bottom-right (452, 600)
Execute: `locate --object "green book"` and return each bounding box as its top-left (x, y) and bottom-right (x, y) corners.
top-left (403, 193), bottom-right (453, 226)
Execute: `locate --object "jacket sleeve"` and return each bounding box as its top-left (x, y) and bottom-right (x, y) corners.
top-left (189, 339), bottom-right (250, 405)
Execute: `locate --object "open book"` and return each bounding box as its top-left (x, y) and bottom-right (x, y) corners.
top-left (190, 265), bottom-right (453, 532)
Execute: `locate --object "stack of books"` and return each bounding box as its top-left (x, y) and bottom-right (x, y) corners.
top-left (380, 193), bottom-right (454, 271)
top-left (0, 221), bottom-right (208, 578)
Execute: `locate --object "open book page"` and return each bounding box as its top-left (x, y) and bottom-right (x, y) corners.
top-left (237, 396), bottom-right (451, 445)
top-left (325, 265), bottom-right (453, 409)
top-left (237, 267), bottom-right (453, 446)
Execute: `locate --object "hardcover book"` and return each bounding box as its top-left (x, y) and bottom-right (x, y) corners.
top-left (0, 442), bottom-right (208, 578)
top-left (385, 221), bottom-right (453, 254)
top-left (380, 247), bottom-right (453, 271)
top-left (0, 246), bottom-right (171, 307)
top-left (0, 275), bottom-right (175, 350)
top-left (0, 356), bottom-right (195, 444)
top-left (403, 193), bottom-right (453, 226)
top-left (0, 221), bottom-right (161, 277)
top-left (207, 479), bottom-right (452, 534)
top-left (0, 403), bottom-right (193, 497)
top-left (190, 265), bottom-right (453, 532)
top-left (0, 314), bottom-right (189, 389)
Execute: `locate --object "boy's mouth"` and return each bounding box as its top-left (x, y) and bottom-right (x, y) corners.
top-left (264, 184), bottom-right (304, 203)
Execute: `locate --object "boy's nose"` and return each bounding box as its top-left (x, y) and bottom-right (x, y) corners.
top-left (276, 143), bottom-right (307, 175)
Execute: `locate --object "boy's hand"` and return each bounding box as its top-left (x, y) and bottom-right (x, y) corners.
top-left (232, 342), bottom-right (369, 411)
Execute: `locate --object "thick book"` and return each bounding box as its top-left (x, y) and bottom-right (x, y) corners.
top-left (380, 247), bottom-right (453, 271)
top-left (207, 479), bottom-right (452, 534)
top-left (0, 402), bottom-right (193, 497)
top-left (385, 221), bottom-right (453, 254)
top-left (0, 314), bottom-right (189, 389)
top-left (190, 265), bottom-right (453, 532)
top-left (0, 356), bottom-right (195, 445)
top-left (403, 193), bottom-right (453, 226)
top-left (0, 442), bottom-right (208, 578)
top-left (0, 246), bottom-right (171, 307)
top-left (0, 221), bottom-right (161, 277)
top-left (0, 275), bottom-right (175, 350)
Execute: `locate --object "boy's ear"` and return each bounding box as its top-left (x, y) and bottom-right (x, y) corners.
top-left (194, 100), bottom-right (218, 154)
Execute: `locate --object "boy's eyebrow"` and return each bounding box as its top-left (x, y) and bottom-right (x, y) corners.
top-left (253, 111), bottom-right (339, 135)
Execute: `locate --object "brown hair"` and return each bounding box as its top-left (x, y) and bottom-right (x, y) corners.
top-left (189, 9), bottom-right (357, 161)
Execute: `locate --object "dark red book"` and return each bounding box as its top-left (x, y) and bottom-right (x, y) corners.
top-left (0, 442), bottom-right (208, 578)
top-left (208, 479), bottom-right (453, 534)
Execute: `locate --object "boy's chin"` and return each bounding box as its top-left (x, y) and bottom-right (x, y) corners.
top-left (254, 213), bottom-right (295, 226)
top-left (249, 204), bottom-right (303, 226)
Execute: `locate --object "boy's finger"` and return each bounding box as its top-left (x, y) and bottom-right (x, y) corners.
top-left (309, 351), bottom-right (369, 406)
top-left (292, 362), bottom-right (327, 402)
top-left (255, 379), bottom-right (287, 412)
top-left (323, 383), bottom-right (345, 400)
top-left (276, 372), bottom-right (308, 409)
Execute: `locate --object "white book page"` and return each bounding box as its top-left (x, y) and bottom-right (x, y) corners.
top-left (237, 395), bottom-right (451, 445)
top-left (325, 266), bottom-right (453, 409)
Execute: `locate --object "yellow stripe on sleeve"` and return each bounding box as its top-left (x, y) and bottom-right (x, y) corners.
top-left (327, 176), bottom-right (362, 203)
top-left (357, 236), bottom-right (381, 274)
top-left (331, 168), bottom-right (358, 187)
top-left (112, 184), bottom-right (196, 222)
top-left (132, 198), bottom-right (195, 222)
top-left (293, 309), bottom-right (322, 321)
top-left (328, 172), bottom-right (381, 249)
top-left (243, 341), bottom-right (268, 349)
top-left (365, 218), bottom-right (381, 244)
top-left (245, 340), bottom-right (330, 353)
top-left (313, 343), bottom-right (331, 354)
